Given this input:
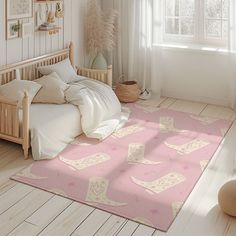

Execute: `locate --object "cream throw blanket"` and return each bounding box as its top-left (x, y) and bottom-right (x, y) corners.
top-left (65, 78), bottom-right (130, 140)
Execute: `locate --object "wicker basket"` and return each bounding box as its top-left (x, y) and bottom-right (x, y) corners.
top-left (115, 81), bottom-right (141, 103)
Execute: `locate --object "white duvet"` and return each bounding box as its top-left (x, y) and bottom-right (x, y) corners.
top-left (66, 78), bottom-right (130, 140)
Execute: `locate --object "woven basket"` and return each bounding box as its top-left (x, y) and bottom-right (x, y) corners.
top-left (115, 81), bottom-right (141, 103)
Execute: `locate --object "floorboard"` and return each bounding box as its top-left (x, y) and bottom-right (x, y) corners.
top-left (0, 180), bottom-right (17, 196)
top-left (0, 189), bottom-right (52, 236)
top-left (132, 224), bottom-right (155, 236)
top-left (0, 183), bottom-right (33, 215)
top-left (115, 220), bottom-right (139, 236)
top-left (137, 96), bottom-right (167, 107)
top-left (7, 195), bottom-right (73, 236)
top-left (72, 209), bottom-right (111, 236)
top-left (8, 222), bottom-right (39, 236)
top-left (201, 105), bottom-right (236, 121)
top-left (94, 215), bottom-right (126, 236)
top-left (37, 202), bottom-right (94, 236)
top-left (169, 100), bottom-right (207, 114)
top-left (158, 98), bottom-right (176, 108)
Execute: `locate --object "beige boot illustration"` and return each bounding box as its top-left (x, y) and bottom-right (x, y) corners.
top-left (190, 115), bottom-right (218, 125)
top-left (112, 124), bottom-right (144, 138)
top-left (159, 117), bottom-right (186, 133)
top-left (127, 143), bottom-right (161, 165)
top-left (15, 165), bottom-right (48, 180)
top-left (165, 139), bottom-right (209, 155)
top-left (86, 177), bottom-right (127, 206)
top-left (135, 104), bottom-right (160, 113)
top-left (59, 153), bottom-right (110, 171)
top-left (131, 173), bottom-right (186, 194)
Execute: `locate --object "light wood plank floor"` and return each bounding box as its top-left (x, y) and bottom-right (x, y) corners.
top-left (1, 97), bottom-right (236, 236)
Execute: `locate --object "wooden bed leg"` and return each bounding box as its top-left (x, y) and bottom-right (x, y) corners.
top-left (22, 91), bottom-right (30, 160)
top-left (23, 148), bottom-right (29, 160)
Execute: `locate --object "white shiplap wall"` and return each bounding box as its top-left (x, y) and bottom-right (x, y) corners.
top-left (0, 0), bottom-right (87, 67)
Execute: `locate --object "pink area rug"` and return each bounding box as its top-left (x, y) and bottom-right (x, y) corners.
top-left (11, 103), bottom-right (232, 231)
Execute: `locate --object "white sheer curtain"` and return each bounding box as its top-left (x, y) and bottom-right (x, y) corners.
top-left (112, 0), bottom-right (163, 97)
top-left (229, 0), bottom-right (236, 108)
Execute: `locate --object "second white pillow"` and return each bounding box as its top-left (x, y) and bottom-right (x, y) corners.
top-left (33, 72), bottom-right (69, 104)
top-left (37, 58), bottom-right (78, 83)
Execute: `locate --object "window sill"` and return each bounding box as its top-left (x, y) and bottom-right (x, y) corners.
top-left (153, 43), bottom-right (229, 55)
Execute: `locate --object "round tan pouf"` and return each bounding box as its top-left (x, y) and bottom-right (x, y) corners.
top-left (218, 180), bottom-right (236, 217)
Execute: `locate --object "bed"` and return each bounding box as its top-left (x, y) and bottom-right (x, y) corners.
top-left (0, 42), bottom-right (113, 160)
top-left (23, 104), bottom-right (82, 161)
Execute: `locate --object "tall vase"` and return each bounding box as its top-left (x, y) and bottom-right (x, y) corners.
top-left (91, 52), bottom-right (108, 70)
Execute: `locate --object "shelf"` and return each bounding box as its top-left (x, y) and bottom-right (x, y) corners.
top-left (37, 27), bottom-right (61, 35)
top-left (35, 1), bottom-right (63, 4)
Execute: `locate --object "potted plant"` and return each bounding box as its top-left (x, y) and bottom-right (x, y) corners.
top-left (86, 0), bottom-right (117, 70)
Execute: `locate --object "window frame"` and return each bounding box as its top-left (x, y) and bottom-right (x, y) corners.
top-left (162, 0), bottom-right (228, 47)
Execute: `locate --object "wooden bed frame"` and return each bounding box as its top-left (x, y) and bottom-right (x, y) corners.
top-left (0, 42), bottom-right (112, 159)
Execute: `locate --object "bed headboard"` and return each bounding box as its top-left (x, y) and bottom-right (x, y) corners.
top-left (0, 42), bottom-right (74, 85)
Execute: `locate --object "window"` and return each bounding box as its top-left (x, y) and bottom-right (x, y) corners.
top-left (205, 0), bottom-right (228, 40)
top-left (165, 0), bottom-right (195, 37)
top-left (163, 0), bottom-right (229, 46)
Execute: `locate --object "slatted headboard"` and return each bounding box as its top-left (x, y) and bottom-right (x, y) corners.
top-left (0, 42), bottom-right (74, 85)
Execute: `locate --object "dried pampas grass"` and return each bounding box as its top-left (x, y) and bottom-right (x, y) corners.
top-left (86, 0), bottom-right (118, 54)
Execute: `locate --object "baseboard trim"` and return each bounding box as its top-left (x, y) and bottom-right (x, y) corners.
top-left (162, 90), bottom-right (231, 108)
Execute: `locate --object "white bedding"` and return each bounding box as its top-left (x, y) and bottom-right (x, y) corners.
top-left (28, 104), bottom-right (82, 160)
top-left (66, 78), bottom-right (130, 140)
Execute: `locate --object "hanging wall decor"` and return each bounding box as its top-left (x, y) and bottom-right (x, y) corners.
top-left (36, 4), bottom-right (46, 27)
top-left (21, 22), bottom-right (33, 38)
top-left (6, 20), bottom-right (20, 39)
top-left (6, 0), bottom-right (33, 20)
top-left (55, 2), bottom-right (64, 18)
top-left (35, 1), bottom-right (62, 35)
top-left (47, 11), bottom-right (55, 23)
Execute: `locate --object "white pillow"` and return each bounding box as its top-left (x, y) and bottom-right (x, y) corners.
top-left (0, 80), bottom-right (42, 107)
top-left (37, 58), bottom-right (78, 83)
top-left (33, 72), bottom-right (69, 104)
